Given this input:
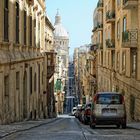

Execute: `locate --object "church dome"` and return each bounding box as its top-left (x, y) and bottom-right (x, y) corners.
top-left (54, 11), bottom-right (69, 38)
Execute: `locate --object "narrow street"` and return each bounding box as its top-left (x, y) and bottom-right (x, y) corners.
top-left (2, 115), bottom-right (140, 140)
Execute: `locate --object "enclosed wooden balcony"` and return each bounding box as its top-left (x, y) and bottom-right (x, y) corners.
top-left (96, 22), bottom-right (103, 31)
top-left (123, 0), bottom-right (138, 9)
top-left (106, 39), bottom-right (115, 49)
top-left (106, 10), bottom-right (115, 23)
top-left (122, 29), bottom-right (138, 48)
top-left (90, 44), bottom-right (98, 51)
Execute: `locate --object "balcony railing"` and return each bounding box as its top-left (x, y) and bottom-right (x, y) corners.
top-left (122, 29), bottom-right (138, 48)
top-left (123, 0), bottom-right (138, 9)
top-left (106, 39), bottom-right (115, 49)
top-left (97, 22), bottom-right (103, 31)
top-left (106, 10), bottom-right (115, 23)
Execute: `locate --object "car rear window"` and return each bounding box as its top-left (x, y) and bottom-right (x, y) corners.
top-left (96, 94), bottom-right (123, 104)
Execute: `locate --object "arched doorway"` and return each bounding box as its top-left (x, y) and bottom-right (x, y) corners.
top-left (23, 71), bottom-right (27, 119)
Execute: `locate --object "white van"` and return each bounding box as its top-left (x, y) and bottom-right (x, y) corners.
top-left (90, 92), bottom-right (126, 128)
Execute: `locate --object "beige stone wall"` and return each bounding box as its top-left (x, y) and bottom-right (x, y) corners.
top-left (93, 0), bottom-right (140, 122)
top-left (0, 0), bottom-right (54, 124)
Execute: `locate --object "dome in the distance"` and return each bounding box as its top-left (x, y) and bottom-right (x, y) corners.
top-left (54, 10), bottom-right (69, 38)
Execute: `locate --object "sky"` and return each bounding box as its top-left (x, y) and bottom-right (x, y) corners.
top-left (45, 0), bottom-right (98, 56)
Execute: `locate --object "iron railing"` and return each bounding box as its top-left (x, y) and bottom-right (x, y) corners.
top-left (122, 29), bottom-right (138, 46)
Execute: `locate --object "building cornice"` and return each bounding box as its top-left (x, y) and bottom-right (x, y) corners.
top-left (45, 16), bottom-right (55, 30)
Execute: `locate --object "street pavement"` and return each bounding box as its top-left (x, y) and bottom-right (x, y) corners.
top-left (0, 115), bottom-right (140, 140)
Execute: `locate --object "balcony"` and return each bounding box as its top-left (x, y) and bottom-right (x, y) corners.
top-left (122, 29), bottom-right (138, 48)
top-left (106, 39), bottom-right (115, 49)
top-left (97, 1), bottom-right (103, 11)
top-left (96, 22), bottom-right (103, 31)
top-left (106, 10), bottom-right (115, 23)
top-left (97, 43), bottom-right (103, 49)
top-left (123, 0), bottom-right (138, 9)
top-left (90, 44), bottom-right (98, 51)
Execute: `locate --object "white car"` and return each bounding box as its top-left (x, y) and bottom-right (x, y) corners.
top-left (90, 92), bottom-right (126, 128)
top-left (71, 107), bottom-right (77, 116)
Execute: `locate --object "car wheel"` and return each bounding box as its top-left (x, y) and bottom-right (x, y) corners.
top-left (90, 122), bottom-right (95, 129)
top-left (122, 123), bottom-right (126, 129)
top-left (116, 124), bottom-right (120, 128)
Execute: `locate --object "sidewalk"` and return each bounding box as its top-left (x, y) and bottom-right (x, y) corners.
top-left (127, 122), bottom-right (140, 130)
top-left (0, 118), bottom-right (58, 139)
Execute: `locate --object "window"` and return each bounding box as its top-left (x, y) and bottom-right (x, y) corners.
top-left (24, 11), bottom-right (27, 45)
top-left (117, 20), bottom-right (120, 40)
top-left (101, 51), bottom-right (103, 65)
top-left (131, 51), bottom-right (137, 77)
top-left (16, 2), bottom-right (19, 43)
top-left (122, 52), bottom-right (126, 73)
top-left (34, 73), bottom-right (36, 92)
top-left (98, 32), bottom-right (100, 43)
top-left (38, 20), bottom-right (40, 48)
top-left (38, 64), bottom-right (40, 93)
top-left (4, 0), bottom-right (9, 41)
top-left (123, 17), bottom-right (127, 32)
top-left (16, 72), bottom-right (20, 90)
top-left (112, 51), bottom-right (115, 68)
top-left (96, 94), bottom-right (123, 104)
top-left (34, 19), bottom-right (36, 47)
top-left (42, 71), bottom-right (43, 84)
top-left (30, 67), bottom-right (32, 94)
top-left (4, 75), bottom-right (9, 96)
top-left (108, 27), bottom-right (111, 39)
top-left (117, 0), bottom-right (121, 7)
top-left (116, 52), bottom-right (120, 71)
top-left (108, 52), bottom-right (110, 66)
top-left (30, 16), bottom-right (32, 46)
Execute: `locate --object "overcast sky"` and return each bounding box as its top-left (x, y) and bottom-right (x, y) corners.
top-left (46, 0), bottom-right (98, 56)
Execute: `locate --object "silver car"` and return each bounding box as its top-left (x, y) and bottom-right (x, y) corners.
top-left (90, 92), bottom-right (126, 128)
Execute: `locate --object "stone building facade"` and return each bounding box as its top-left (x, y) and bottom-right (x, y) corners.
top-left (0, 0), bottom-right (56, 124)
top-left (92, 0), bottom-right (140, 122)
top-left (73, 45), bottom-right (96, 105)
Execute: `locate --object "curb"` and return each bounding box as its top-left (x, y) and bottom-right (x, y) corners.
top-left (0, 118), bottom-right (59, 139)
top-left (127, 125), bottom-right (140, 131)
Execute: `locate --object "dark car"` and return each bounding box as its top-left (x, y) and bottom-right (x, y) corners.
top-left (81, 103), bottom-right (91, 124)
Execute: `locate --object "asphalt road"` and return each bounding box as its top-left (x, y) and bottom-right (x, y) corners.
top-left (2, 115), bottom-right (140, 140)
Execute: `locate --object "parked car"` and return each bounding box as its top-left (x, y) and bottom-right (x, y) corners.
top-left (71, 107), bottom-right (77, 116)
top-left (79, 105), bottom-right (86, 122)
top-left (90, 92), bottom-right (126, 128)
top-left (75, 104), bottom-right (82, 118)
